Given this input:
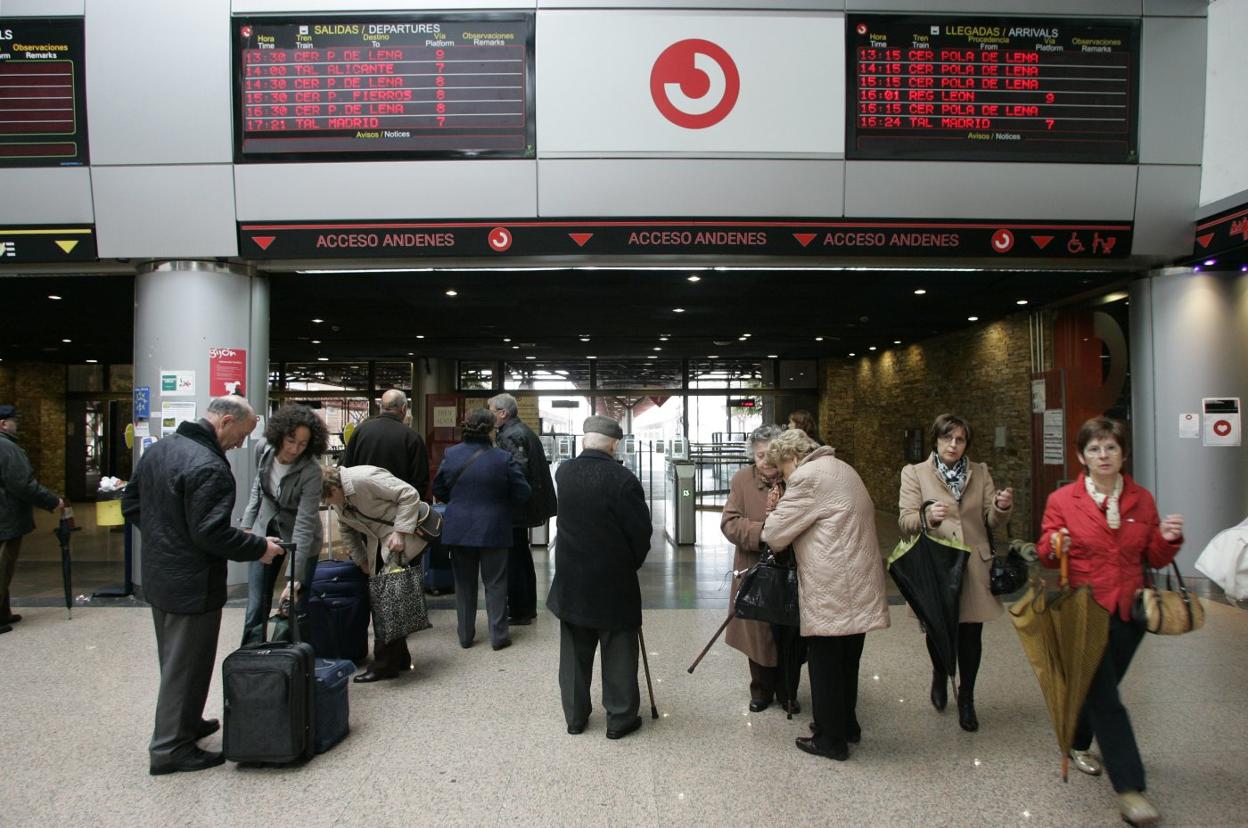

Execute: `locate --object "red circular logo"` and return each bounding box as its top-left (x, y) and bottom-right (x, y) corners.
top-left (1213, 419), bottom-right (1232, 437)
top-left (856, 23), bottom-right (868, 36)
top-left (991, 229), bottom-right (1015, 254)
top-left (488, 227), bottom-right (512, 253)
top-left (650, 39), bottom-right (740, 130)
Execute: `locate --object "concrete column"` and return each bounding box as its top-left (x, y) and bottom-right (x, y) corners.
top-left (412, 357), bottom-right (455, 436)
top-left (1130, 267), bottom-right (1248, 574)
top-left (131, 261), bottom-right (269, 588)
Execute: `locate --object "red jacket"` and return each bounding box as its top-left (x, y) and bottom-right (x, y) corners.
top-left (1037, 474), bottom-right (1181, 620)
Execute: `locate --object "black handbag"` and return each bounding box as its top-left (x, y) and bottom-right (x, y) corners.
top-left (987, 522), bottom-right (1028, 596)
top-left (734, 549), bottom-right (799, 627)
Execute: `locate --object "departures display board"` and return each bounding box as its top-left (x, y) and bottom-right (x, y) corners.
top-left (846, 16), bottom-right (1139, 163)
top-left (233, 15), bottom-right (534, 161)
top-left (0, 18), bottom-right (89, 166)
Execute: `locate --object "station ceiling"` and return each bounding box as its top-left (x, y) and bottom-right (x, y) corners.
top-left (0, 264), bottom-right (1130, 368)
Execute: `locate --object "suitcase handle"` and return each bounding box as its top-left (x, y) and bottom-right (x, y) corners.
top-left (279, 539), bottom-right (302, 646)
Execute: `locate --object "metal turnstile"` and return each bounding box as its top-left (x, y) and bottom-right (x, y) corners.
top-left (664, 459), bottom-right (696, 545)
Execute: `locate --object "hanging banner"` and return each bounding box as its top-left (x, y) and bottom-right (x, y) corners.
top-left (209, 347), bottom-right (248, 397)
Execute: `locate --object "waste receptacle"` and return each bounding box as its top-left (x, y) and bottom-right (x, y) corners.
top-left (664, 460), bottom-right (696, 546)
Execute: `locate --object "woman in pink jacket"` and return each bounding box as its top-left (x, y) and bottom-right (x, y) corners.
top-left (1037, 417), bottom-right (1183, 827)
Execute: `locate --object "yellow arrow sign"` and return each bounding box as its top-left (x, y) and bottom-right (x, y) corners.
top-left (55, 240), bottom-right (79, 254)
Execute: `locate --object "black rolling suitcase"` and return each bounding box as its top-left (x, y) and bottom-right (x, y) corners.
top-left (307, 559), bottom-right (370, 661)
top-left (223, 543), bottom-right (316, 764)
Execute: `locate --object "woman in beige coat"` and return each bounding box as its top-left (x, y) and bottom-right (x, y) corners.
top-left (322, 464), bottom-right (428, 683)
top-left (898, 413), bottom-right (1013, 732)
top-left (720, 424), bottom-right (801, 714)
top-left (762, 429), bottom-right (889, 762)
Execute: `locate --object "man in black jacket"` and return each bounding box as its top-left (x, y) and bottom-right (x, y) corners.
top-left (546, 416), bottom-right (651, 740)
top-left (489, 393), bottom-right (557, 624)
top-left (122, 395), bottom-right (281, 775)
top-left (341, 389), bottom-right (429, 496)
top-left (0, 404), bottom-right (65, 635)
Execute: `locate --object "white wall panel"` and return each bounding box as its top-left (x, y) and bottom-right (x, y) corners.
top-left (2, 0), bottom-right (85, 13)
top-left (86, 0), bottom-right (232, 164)
top-left (538, 159), bottom-right (843, 217)
top-left (845, 161), bottom-right (1137, 219)
top-left (0, 168), bottom-right (93, 223)
top-left (1200, 0), bottom-right (1248, 208)
top-left (92, 165), bottom-right (238, 257)
top-left (849, 0), bottom-right (1141, 14)
top-left (1138, 16), bottom-right (1206, 165)
top-left (234, 161), bottom-right (536, 220)
top-left (232, 0), bottom-right (532, 10)
top-left (1132, 164), bottom-right (1200, 258)
top-left (538, 10), bottom-right (843, 156)
top-left (539, 1), bottom-right (834, 7)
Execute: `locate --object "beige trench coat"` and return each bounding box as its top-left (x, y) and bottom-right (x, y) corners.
top-left (720, 464), bottom-right (779, 667)
top-left (761, 447), bottom-right (890, 638)
top-left (898, 454), bottom-right (1011, 623)
top-left (333, 464), bottom-right (428, 576)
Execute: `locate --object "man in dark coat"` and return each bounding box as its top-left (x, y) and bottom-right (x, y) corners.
top-left (122, 395), bottom-right (281, 775)
top-left (340, 388), bottom-right (429, 677)
top-left (489, 393), bottom-right (558, 625)
top-left (341, 389), bottom-right (429, 497)
top-left (547, 415), bottom-right (651, 740)
top-left (0, 404), bottom-right (64, 635)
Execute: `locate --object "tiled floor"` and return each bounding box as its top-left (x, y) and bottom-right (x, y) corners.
top-left (4, 499), bottom-right (1245, 826)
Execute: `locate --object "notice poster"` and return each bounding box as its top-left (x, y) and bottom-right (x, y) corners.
top-left (209, 347), bottom-right (248, 396)
top-left (1179, 412), bottom-right (1200, 439)
top-left (433, 406), bottom-right (457, 428)
top-left (160, 369), bottom-right (195, 397)
top-left (133, 386), bottom-right (151, 419)
top-left (1042, 409), bottom-right (1064, 465)
top-left (161, 401), bottom-right (197, 437)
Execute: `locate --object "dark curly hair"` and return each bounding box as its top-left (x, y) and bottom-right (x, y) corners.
top-left (264, 403), bottom-right (330, 458)
top-left (461, 408), bottom-right (495, 443)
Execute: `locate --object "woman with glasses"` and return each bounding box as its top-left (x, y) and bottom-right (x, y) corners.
top-left (1037, 417), bottom-right (1183, 827)
top-left (898, 413), bottom-right (1013, 732)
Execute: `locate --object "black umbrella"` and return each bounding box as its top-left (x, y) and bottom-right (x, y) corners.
top-left (53, 509), bottom-right (76, 619)
top-left (886, 514), bottom-right (969, 682)
top-left (772, 623), bottom-right (806, 719)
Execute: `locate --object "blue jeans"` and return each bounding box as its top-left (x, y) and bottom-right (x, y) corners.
top-left (241, 553), bottom-right (318, 646)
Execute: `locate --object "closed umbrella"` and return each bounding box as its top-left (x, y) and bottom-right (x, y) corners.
top-left (886, 516), bottom-right (970, 684)
top-left (1008, 535), bottom-right (1110, 781)
top-left (53, 507), bottom-right (77, 619)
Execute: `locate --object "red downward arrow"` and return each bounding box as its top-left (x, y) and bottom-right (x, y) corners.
top-left (1195, 233), bottom-right (1214, 249)
top-left (569, 233), bottom-right (594, 248)
top-left (251, 235), bottom-right (276, 251)
top-left (1031, 235), bottom-right (1054, 250)
top-left (793, 233), bottom-right (817, 248)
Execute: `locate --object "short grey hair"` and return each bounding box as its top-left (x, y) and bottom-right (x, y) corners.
top-left (582, 432), bottom-right (617, 452)
top-left (206, 395), bottom-right (253, 420)
top-left (765, 428), bottom-right (817, 467)
top-left (488, 393), bottom-right (518, 418)
top-left (380, 389), bottom-right (407, 412)
top-left (746, 424), bottom-right (785, 458)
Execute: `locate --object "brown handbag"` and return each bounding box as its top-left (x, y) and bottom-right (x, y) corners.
top-left (1132, 560), bottom-right (1205, 635)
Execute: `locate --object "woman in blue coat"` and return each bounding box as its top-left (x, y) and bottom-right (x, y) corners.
top-left (433, 408), bottom-right (531, 650)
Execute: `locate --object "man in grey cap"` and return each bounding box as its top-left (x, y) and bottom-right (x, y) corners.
top-left (0, 404), bottom-right (65, 635)
top-left (546, 415), bottom-right (652, 739)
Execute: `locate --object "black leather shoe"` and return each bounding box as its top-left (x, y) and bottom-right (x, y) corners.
top-left (353, 670), bottom-right (398, 683)
top-left (795, 736), bottom-right (848, 761)
top-left (958, 697), bottom-right (979, 732)
top-left (567, 723), bottom-right (585, 735)
top-left (460, 640), bottom-right (474, 649)
top-left (0, 624), bottom-right (11, 635)
top-left (783, 700), bottom-right (801, 715)
top-left (3, 614), bottom-right (21, 624)
top-left (508, 616), bottom-right (534, 626)
top-left (492, 638), bottom-right (512, 651)
top-left (931, 672), bottom-right (948, 712)
top-left (809, 722), bottom-right (860, 744)
top-left (196, 718), bottom-right (220, 740)
top-left (749, 699), bottom-right (771, 713)
top-left (150, 748), bottom-right (225, 776)
top-left (606, 716), bottom-right (642, 740)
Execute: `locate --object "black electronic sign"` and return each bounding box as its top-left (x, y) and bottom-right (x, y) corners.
top-left (0, 224), bottom-right (97, 262)
top-left (233, 14), bottom-right (535, 162)
top-left (847, 15), bottom-right (1139, 163)
top-left (0, 18), bottom-right (89, 166)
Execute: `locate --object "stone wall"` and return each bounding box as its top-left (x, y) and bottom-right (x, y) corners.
top-left (819, 313), bottom-right (1038, 539)
top-left (0, 362), bottom-right (68, 496)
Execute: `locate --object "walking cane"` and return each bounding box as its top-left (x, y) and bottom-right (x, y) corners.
top-left (638, 628), bottom-right (659, 719)
top-left (687, 614), bottom-right (732, 673)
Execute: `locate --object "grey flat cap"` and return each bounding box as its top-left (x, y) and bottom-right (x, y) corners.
top-left (583, 415), bottom-right (623, 440)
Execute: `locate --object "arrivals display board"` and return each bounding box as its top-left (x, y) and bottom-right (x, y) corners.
top-left (0, 18), bottom-right (89, 166)
top-left (846, 16), bottom-right (1139, 163)
top-left (233, 15), bottom-right (535, 161)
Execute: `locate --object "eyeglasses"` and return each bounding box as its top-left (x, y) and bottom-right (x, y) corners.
top-left (937, 435), bottom-right (967, 446)
top-left (1083, 444), bottom-right (1121, 457)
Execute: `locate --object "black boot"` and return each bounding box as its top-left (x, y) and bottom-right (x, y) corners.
top-left (958, 690), bottom-right (978, 732)
top-left (930, 671), bottom-right (947, 712)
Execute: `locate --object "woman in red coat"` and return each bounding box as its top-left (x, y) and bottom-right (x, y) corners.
top-left (1037, 417), bottom-right (1184, 828)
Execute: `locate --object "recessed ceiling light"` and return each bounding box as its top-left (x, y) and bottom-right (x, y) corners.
top-left (416, 335), bottom-right (425, 339)
top-left (659, 336), bottom-right (669, 342)
top-left (967, 316), bottom-right (979, 322)
top-left (687, 275), bottom-right (701, 282)
top-left (653, 347), bottom-right (662, 351)
top-left (48, 294), bottom-right (62, 300)
top-left (311, 339), bottom-right (321, 344)
top-left (1016, 299), bottom-right (1029, 305)
top-left (312, 318), bottom-right (324, 323)
top-left (672, 307), bottom-right (685, 313)
top-left (407, 352), bottom-right (414, 356)
top-left (61, 338), bottom-right (71, 343)
top-left (587, 355), bottom-right (597, 359)
top-left (707, 354), bottom-right (719, 359)
top-left (445, 289), bottom-right (458, 297)
top-left (525, 355), bottom-right (536, 360)
top-left (913, 289), bottom-right (927, 295)
top-left (869, 346), bottom-right (877, 351)
top-left (849, 352), bottom-right (857, 357)
top-left (742, 333), bottom-right (751, 338)
top-left (580, 337), bottom-right (590, 342)
top-left (511, 345), bottom-right (519, 350)
top-left (767, 354), bottom-right (779, 358)
top-left (814, 336), bottom-right (824, 342)
top-left (647, 355), bottom-right (658, 359)
top-left (85, 359), bottom-right (98, 364)
top-left (893, 340), bottom-right (901, 345)
top-left (738, 337), bottom-right (747, 342)
top-left (1204, 259), bottom-right (1216, 267)
top-left (503, 337), bottom-right (511, 343)
top-left (317, 357), bottom-right (329, 362)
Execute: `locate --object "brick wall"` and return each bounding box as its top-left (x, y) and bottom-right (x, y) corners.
top-left (819, 313), bottom-right (1038, 539)
top-left (0, 362), bottom-right (68, 496)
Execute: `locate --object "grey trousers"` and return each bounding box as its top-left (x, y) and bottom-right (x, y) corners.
top-left (0, 535), bottom-right (23, 619)
top-left (449, 546), bottom-right (509, 647)
top-left (150, 607), bottom-right (222, 764)
top-left (558, 621), bottom-right (640, 731)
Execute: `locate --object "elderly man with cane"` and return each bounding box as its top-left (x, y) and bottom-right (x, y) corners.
top-left (546, 415), bottom-right (653, 739)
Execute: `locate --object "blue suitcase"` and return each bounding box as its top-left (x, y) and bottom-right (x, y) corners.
top-left (307, 559), bottom-right (370, 662)
top-left (422, 504), bottom-right (455, 595)
top-left (313, 658), bottom-right (354, 754)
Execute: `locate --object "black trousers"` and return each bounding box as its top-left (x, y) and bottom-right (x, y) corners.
top-left (1073, 615), bottom-right (1147, 793)
top-left (150, 607), bottom-right (222, 765)
top-left (506, 526), bottom-right (537, 620)
top-left (805, 633), bottom-right (865, 752)
top-left (558, 621), bottom-right (640, 731)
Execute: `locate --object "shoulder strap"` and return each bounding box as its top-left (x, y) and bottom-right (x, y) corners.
top-left (447, 447), bottom-right (487, 492)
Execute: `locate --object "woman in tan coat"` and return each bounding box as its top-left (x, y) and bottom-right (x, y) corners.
top-left (720, 424), bottom-right (800, 713)
top-left (898, 413), bottom-right (1013, 732)
top-left (762, 429), bottom-right (889, 762)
